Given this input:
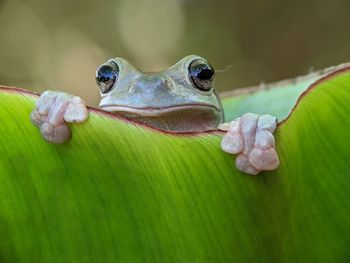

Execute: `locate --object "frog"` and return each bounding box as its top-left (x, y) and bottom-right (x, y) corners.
top-left (30, 55), bottom-right (279, 175)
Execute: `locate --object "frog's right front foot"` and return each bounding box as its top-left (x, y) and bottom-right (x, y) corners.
top-left (30, 90), bottom-right (89, 143)
top-left (219, 113), bottom-right (280, 175)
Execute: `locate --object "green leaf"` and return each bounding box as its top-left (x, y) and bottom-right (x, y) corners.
top-left (0, 65), bottom-right (349, 262)
top-left (221, 63), bottom-right (350, 122)
top-left (221, 78), bottom-right (310, 121)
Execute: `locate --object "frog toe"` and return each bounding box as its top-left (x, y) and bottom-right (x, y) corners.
top-left (248, 147), bottom-right (280, 171)
top-left (40, 122), bottom-right (71, 144)
top-left (235, 153), bottom-right (259, 175)
top-left (64, 96), bottom-right (88, 123)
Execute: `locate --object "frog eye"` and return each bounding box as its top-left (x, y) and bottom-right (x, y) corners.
top-left (188, 59), bottom-right (215, 91)
top-left (96, 61), bottom-right (119, 94)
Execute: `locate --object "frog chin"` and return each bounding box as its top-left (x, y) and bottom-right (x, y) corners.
top-left (99, 104), bottom-right (222, 132)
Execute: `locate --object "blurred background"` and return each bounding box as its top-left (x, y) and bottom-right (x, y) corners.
top-left (0, 0), bottom-right (349, 106)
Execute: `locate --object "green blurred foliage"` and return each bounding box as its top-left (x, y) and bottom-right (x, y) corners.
top-left (0, 0), bottom-right (349, 106)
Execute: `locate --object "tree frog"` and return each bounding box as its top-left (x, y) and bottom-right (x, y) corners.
top-left (30, 55), bottom-right (279, 175)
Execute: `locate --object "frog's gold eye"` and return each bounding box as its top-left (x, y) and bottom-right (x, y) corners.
top-left (188, 59), bottom-right (215, 91)
top-left (96, 61), bottom-right (119, 93)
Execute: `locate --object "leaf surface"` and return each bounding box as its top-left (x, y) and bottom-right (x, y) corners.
top-left (0, 66), bottom-right (349, 262)
top-left (221, 63), bottom-right (350, 122)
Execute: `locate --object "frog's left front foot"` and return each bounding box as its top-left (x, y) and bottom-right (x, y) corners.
top-left (30, 91), bottom-right (88, 143)
top-left (219, 113), bottom-right (280, 175)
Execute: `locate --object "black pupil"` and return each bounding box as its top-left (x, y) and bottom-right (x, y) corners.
top-left (197, 68), bottom-right (213, 80)
top-left (97, 65), bottom-right (116, 83)
top-left (191, 64), bottom-right (213, 80)
top-left (189, 59), bottom-right (214, 91)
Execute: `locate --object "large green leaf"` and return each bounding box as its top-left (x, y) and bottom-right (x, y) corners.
top-left (0, 66), bottom-right (349, 262)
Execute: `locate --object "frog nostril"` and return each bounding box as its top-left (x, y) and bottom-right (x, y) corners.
top-left (164, 78), bottom-right (173, 89)
top-left (160, 78), bottom-right (173, 90)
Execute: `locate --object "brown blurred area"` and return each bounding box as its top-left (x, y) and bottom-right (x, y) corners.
top-left (0, 0), bottom-right (349, 106)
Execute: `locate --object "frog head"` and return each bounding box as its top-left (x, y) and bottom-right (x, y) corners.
top-left (96, 55), bottom-right (223, 132)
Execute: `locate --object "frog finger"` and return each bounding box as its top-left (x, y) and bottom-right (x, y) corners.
top-left (30, 109), bottom-right (44, 127)
top-left (221, 132), bottom-right (244, 154)
top-left (235, 153), bottom-right (259, 175)
top-left (220, 118), bottom-right (243, 154)
top-left (240, 113), bottom-right (259, 154)
top-left (250, 116), bottom-right (280, 173)
top-left (36, 90), bottom-right (57, 115)
top-left (30, 90), bottom-right (57, 126)
top-left (40, 122), bottom-right (71, 144)
top-left (46, 93), bottom-right (72, 125)
top-left (257, 114), bottom-right (277, 133)
top-left (254, 130), bottom-right (275, 150)
top-left (64, 96), bottom-right (89, 123)
top-left (248, 147), bottom-right (280, 171)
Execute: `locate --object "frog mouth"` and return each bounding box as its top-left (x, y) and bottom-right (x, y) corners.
top-left (99, 104), bottom-right (221, 117)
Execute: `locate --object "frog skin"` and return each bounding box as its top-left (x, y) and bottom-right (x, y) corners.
top-left (30, 55), bottom-right (279, 175)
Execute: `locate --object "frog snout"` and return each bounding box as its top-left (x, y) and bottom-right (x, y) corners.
top-left (133, 75), bottom-right (173, 93)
